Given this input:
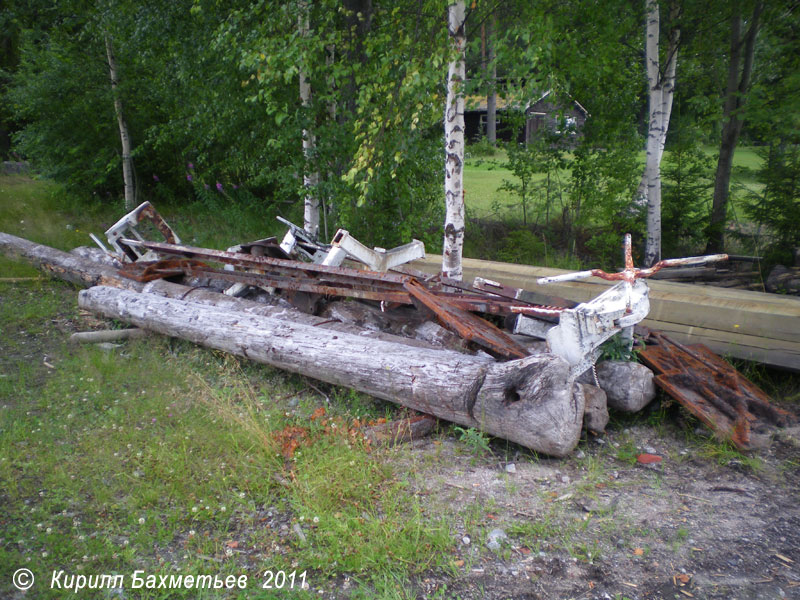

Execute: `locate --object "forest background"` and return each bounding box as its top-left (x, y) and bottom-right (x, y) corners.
top-left (1, 0), bottom-right (798, 272)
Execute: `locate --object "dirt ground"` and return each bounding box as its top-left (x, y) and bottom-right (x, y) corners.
top-left (391, 418), bottom-right (800, 600)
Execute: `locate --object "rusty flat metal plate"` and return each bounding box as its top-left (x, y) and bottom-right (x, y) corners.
top-left (640, 335), bottom-right (794, 449)
top-left (404, 279), bottom-right (528, 360)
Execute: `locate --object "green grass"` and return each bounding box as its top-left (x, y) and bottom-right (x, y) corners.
top-left (0, 291), bottom-right (454, 598)
top-left (0, 175), bottom-right (455, 598)
top-left (463, 143), bottom-right (765, 218)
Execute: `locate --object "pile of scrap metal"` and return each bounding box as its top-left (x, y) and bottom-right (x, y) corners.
top-left (1, 201), bottom-right (793, 454)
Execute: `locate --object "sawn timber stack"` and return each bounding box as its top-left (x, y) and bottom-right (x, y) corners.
top-left (412, 255), bottom-right (800, 371)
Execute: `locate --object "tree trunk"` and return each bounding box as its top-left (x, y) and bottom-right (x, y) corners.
top-left (105, 35), bottom-right (136, 211)
top-left (443, 1), bottom-right (467, 281)
top-left (299, 1), bottom-right (320, 239)
top-left (642, 0), bottom-right (679, 266)
top-left (482, 15), bottom-right (497, 145)
top-left (706, 2), bottom-right (763, 254)
top-left (79, 285), bottom-right (585, 457)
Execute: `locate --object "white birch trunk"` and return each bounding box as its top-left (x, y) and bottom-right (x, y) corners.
top-left (105, 35), bottom-right (136, 211)
top-left (299, 1), bottom-right (320, 239)
top-left (443, 1), bottom-right (467, 280)
top-left (642, 0), bottom-right (679, 267)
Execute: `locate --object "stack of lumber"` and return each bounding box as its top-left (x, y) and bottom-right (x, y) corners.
top-left (413, 255), bottom-right (800, 372)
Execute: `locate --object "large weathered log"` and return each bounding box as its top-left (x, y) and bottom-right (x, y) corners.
top-left (0, 232), bottom-right (140, 290)
top-left (0, 233), bottom-right (471, 353)
top-left (79, 286), bottom-right (585, 457)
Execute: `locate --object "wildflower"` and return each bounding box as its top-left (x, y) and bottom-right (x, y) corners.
top-left (187, 162), bottom-right (194, 170)
top-left (216, 182), bottom-right (223, 192)
top-left (153, 174), bottom-right (160, 182)
top-left (37, 523), bottom-right (43, 530)
top-left (220, 506), bottom-right (226, 512)
top-left (42, 551), bottom-right (48, 558)
top-left (192, 506), bottom-right (198, 513)
top-left (313, 516), bottom-right (319, 524)
top-left (46, 527), bottom-right (52, 534)
top-left (189, 530), bottom-right (196, 536)
top-left (186, 174), bottom-right (193, 182)
top-left (138, 517), bottom-right (145, 525)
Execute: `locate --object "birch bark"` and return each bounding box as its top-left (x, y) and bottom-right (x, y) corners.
top-left (105, 35), bottom-right (136, 211)
top-left (299, 1), bottom-right (320, 238)
top-left (642, 0), bottom-right (679, 266)
top-left (443, 1), bottom-right (467, 280)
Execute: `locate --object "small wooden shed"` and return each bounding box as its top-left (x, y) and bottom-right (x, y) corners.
top-left (464, 90), bottom-right (589, 145)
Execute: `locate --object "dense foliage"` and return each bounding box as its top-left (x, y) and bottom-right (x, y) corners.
top-left (1, 0), bottom-right (798, 265)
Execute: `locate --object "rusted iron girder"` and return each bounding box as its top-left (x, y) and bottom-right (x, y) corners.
top-left (118, 239), bottom-right (551, 359)
top-left (404, 279), bottom-right (529, 360)
top-left (640, 332), bottom-right (794, 449)
top-left (121, 239), bottom-right (564, 319)
top-left (119, 259), bottom-right (209, 283)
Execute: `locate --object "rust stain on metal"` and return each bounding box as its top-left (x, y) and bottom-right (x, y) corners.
top-left (118, 259), bottom-right (209, 282)
top-left (135, 202), bottom-right (179, 245)
top-left (537, 234), bottom-right (728, 286)
top-left (640, 332), bottom-right (794, 449)
top-left (404, 279), bottom-right (528, 360)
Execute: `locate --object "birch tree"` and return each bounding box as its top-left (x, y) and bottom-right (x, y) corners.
top-left (298, 0), bottom-right (320, 238)
top-left (105, 34), bottom-right (136, 210)
top-left (442, 0), bottom-right (466, 280)
top-left (641, 0), bottom-right (680, 266)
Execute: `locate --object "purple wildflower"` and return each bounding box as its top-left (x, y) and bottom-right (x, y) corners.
top-left (152, 174), bottom-right (159, 182)
top-left (186, 174), bottom-right (193, 182)
top-left (187, 162), bottom-right (194, 170)
top-left (216, 182), bottom-right (223, 192)
top-left (233, 184), bottom-right (239, 190)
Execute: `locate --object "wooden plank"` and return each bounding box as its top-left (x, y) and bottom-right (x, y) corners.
top-left (412, 255), bottom-right (800, 371)
top-left (640, 319), bottom-right (800, 371)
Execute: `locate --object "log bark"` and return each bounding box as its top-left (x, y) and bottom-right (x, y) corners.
top-left (78, 286), bottom-right (585, 457)
top-left (0, 232), bottom-right (142, 290)
top-left (69, 328), bottom-right (149, 344)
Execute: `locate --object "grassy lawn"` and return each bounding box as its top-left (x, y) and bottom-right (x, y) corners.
top-left (0, 176), bottom-right (454, 599)
top-left (464, 144), bottom-right (765, 220)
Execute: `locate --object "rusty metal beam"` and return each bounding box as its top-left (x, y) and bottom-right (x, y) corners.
top-left (639, 333), bottom-right (794, 449)
top-left (404, 279), bottom-right (529, 360)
